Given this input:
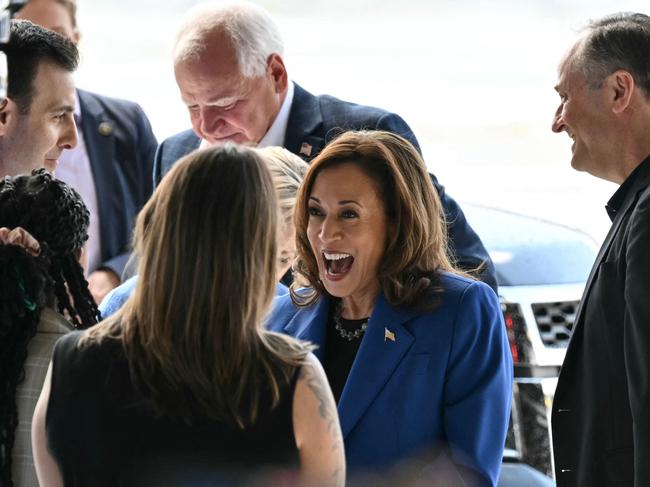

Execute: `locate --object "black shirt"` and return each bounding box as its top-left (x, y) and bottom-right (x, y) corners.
top-left (47, 331), bottom-right (300, 486)
top-left (323, 304), bottom-right (369, 403)
top-left (606, 154), bottom-right (650, 221)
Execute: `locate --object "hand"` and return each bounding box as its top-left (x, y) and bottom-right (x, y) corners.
top-left (88, 269), bottom-right (120, 305)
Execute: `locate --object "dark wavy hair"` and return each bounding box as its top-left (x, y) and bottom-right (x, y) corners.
top-left (0, 169), bottom-right (99, 486)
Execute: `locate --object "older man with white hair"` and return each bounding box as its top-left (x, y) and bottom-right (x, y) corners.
top-left (153, 1), bottom-right (497, 289)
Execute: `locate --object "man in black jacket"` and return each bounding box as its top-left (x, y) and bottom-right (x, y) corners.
top-left (155, 1), bottom-right (496, 290)
top-left (551, 12), bottom-right (650, 487)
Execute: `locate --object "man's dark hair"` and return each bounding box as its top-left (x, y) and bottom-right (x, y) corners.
top-left (3, 19), bottom-right (78, 114)
top-left (577, 12), bottom-right (650, 97)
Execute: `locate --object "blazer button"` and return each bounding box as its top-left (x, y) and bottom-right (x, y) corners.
top-left (560, 468), bottom-right (572, 473)
top-left (556, 408), bottom-right (571, 413)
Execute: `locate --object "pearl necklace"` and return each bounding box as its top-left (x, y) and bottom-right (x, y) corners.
top-left (333, 303), bottom-right (369, 341)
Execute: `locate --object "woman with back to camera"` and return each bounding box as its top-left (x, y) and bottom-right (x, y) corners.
top-left (32, 144), bottom-right (345, 486)
top-left (98, 145), bottom-right (308, 317)
top-left (0, 169), bottom-right (99, 487)
top-left (266, 131), bottom-right (513, 486)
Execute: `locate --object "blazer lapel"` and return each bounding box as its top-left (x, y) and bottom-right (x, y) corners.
top-left (283, 297), bottom-right (330, 360)
top-left (77, 89), bottom-right (115, 261)
top-left (284, 83), bottom-right (325, 161)
top-left (337, 294), bottom-right (416, 438)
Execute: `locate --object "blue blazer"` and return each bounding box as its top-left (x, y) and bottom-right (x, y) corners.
top-left (152, 83), bottom-right (497, 291)
top-left (266, 273), bottom-right (512, 486)
top-left (78, 89), bottom-right (158, 277)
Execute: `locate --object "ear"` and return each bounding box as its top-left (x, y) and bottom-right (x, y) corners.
top-left (0, 97), bottom-right (17, 137)
top-left (608, 70), bottom-right (635, 114)
top-left (266, 53), bottom-right (288, 95)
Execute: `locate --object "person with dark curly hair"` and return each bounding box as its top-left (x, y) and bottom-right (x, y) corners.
top-left (0, 169), bottom-right (99, 487)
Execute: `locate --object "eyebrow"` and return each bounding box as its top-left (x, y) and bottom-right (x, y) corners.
top-left (48, 104), bottom-right (75, 113)
top-left (206, 95), bottom-right (238, 106)
top-left (309, 196), bottom-right (361, 206)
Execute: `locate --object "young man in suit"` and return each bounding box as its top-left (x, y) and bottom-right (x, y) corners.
top-left (551, 12), bottom-right (650, 487)
top-left (17, 0), bottom-right (158, 304)
top-left (155, 1), bottom-right (496, 291)
top-left (0, 20), bottom-right (78, 177)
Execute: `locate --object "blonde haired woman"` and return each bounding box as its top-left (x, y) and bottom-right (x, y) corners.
top-left (256, 146), bottom-right (308, 282)
top-left (33, 145), bottom-right (345, 486)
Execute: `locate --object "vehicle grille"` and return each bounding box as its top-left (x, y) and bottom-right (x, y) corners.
top-left (531, 301), bottom-right (579, 348)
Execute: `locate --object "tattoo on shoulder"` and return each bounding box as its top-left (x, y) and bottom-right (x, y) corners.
top-left (299, 361), bottom-right (345, 485)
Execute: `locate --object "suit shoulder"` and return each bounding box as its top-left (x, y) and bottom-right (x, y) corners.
top-left (434, 272), bottom-right (500, 314)
top-left (316, 93), bottom-right (394, 123)
top-left (160, 129), bottom-right (200, 148)
top-left (78, 89), bottom-right (145, 115)
top-left (313, 92), bottom-right (417, 147)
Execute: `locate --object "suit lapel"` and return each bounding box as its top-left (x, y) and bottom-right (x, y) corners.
top-left (337, 295), bottom-right (416, 438)
top-left (77, 89), bottom-right (115, 261)
top-left (283, 297), bottom-right (330, 360)
top-left (284, 83), bottom-right (325, 160)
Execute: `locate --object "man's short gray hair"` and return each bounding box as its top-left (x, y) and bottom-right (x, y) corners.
top-left (173, 1), bottom-right (284, 78)
top-left (572, 12), bottom-right (650, 98)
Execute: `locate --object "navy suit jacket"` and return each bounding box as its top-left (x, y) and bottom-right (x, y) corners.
top-left (78, 89), bottom-right (157, 277)
top-left (152, 83), bottom-right (497, 290)
top-left (266, 273), bottom-right (512, 485)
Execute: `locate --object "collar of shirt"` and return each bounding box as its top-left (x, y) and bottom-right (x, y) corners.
top-left (605, 154), bottom-right (650, 221)
top-left (199, 80), bottom-right (295, 150)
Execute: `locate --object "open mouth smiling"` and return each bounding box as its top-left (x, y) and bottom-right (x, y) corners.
top-left (323, 251), bottom-right (354, 279)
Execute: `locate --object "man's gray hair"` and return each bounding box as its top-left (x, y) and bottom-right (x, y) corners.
top-left (573, 12), bottom-right (650, 97)
top-left (173, 1), bottom-right (284, 78)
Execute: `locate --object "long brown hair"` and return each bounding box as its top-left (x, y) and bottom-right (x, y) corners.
top-left (84, 144), bottom-right (312, 427)
top-left (292, 130), bottom-right (465, 311)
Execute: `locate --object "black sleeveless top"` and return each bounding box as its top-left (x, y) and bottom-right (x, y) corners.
top-left (47, 331), bottom-right (300, 486)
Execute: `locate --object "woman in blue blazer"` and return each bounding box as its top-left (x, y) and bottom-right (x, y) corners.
top-left (266, 130), bottom-right (513, 486)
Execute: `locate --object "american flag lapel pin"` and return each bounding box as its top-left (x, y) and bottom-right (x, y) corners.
top-left (384, 327), bottom-right (396, 342)
top-left (299, 142), bottom-right (312, 157)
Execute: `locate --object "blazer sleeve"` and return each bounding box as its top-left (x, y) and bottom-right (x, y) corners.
top-left (623, 189), bottom-right (650, 486)
top-left (443, 281), bottom-right (513, 486)
top-left (98, 103), bottom-right (157, 278)
top-left (374, 113), bottom-right (498, 293)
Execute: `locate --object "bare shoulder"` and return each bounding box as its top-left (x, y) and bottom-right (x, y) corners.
top-left (295, 353), bottom-right (334, 420)
top-left (293, 353), bottom-right (345, 487)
